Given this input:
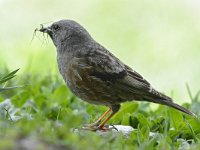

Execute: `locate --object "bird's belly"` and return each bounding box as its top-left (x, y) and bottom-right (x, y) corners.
top-left (63, 67), bottom-right (125, 106)
top-left (66, 76), bottom-right (112, 105)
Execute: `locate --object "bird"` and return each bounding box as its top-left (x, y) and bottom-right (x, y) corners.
top-left (38, 19), bottom-right (196, 131)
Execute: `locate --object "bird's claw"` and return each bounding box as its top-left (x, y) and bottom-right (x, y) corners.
top-left (82, 124), bottom-right (117, 132)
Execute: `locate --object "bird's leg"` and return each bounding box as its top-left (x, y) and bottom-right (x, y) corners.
top-left (91, 107), bottom-right (112, 126)
top-left (97, 105), bottom-right (120, 131)
top-left (97, 110), bottom-right (116, 130)
top-left (83, 108), bottom-right (112, 129)
top-left (82, 105), bottom-right (120, 131)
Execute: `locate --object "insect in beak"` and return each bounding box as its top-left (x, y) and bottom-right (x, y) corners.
top-left (36, 24), bottom-right (53, 38)
top-left (38, 24), bottom-right (51, 33)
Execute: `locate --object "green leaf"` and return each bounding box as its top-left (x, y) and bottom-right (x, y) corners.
top-left (0, 75), bottom-right (16, 84)
top-left (0, 69), bottom-right (20, 84)
top-left (140, 125), bottom-right (150, 143)
top-left (121, 113), bottom-right (131, 125)
top-left (110, 102), bottom-right (138, 122)
top-left (0, 85), bottom-right (24, 92)
top-left (0, 68), bottom-right (19, 80)
top-left (137, 113), bottom-right (149, 128)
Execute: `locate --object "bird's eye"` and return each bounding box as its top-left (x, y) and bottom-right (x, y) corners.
top-left (52, 24), bottom-right (60, 31)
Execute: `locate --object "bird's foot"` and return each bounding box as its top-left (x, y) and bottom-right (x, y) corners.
top-left (82, 124), bottom-right (118, 132)
top-left (108, 124), bottom-right (118, 131)
top-left (82, 120), bottom-right (101, 131)
top-left (83, 120), bottom-right (101, 128)
top-left (82, 125), bottom-right (99, 131)
top-left (97, 124), bottom-right (118, 132)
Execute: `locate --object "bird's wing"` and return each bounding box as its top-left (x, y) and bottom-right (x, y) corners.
top-left (122, 65), bottom-right (172, 101)
top-left (86, 51), bottom-right (127, 81)
top-left (83, 44), bottom-right (151, 91)
top-left (85, 45), bottom-right (171, 101)
top-left (124, 64), bottom-right (151, 88)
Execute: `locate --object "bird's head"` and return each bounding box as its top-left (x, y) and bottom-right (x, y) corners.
top-left (38, 20), bottom-right (92, 49)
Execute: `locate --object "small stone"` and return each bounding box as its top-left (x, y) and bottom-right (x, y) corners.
top-left (96, 125), bottom-right (134, 138)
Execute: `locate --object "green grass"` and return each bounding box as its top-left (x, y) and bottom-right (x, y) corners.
top-left (0, 70), bottom-right (200, 150)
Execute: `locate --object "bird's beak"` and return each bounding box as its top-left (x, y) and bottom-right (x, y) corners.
top-left (39, 26), bottom-right (51, 33)
top-left (37, 25), bottom-right (53, 37)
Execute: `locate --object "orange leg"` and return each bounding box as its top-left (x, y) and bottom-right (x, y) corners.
top-left (96, 108), bottom-right (112, 123)
top-left (99, 111), bottom-right (115, 129)
top-left (83, 105), bottom-right (120, 131)
top-left (83, 108), bottom-right (112, 128)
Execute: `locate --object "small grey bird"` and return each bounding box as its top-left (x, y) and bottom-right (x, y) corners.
top-left (39, 19), bottom-right (195, 131)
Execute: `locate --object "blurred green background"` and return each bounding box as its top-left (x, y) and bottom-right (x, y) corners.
top-left (0, 0), bottom-right (200, 102)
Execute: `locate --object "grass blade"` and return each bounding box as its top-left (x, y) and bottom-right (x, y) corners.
top-left (0, 85), bottom-right (24, 92)
top-left (0, 69), bottom-right (20, 84)
top-left (186, 83), bottom-right (193, 102)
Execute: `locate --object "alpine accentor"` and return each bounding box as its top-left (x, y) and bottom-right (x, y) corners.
top-left (38, 19), bottom-right (195, 131)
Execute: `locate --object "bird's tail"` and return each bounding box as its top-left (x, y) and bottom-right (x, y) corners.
top-left (155, 98), bottom-right (196, 117)
top-left (146, 89), bottom-right (196, 117)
